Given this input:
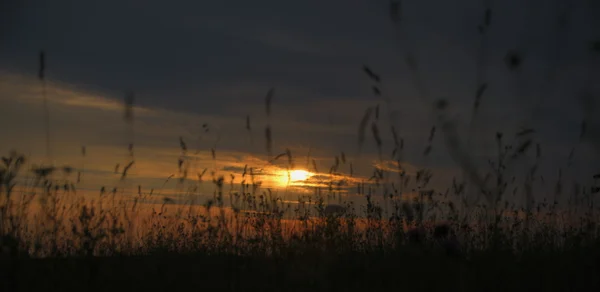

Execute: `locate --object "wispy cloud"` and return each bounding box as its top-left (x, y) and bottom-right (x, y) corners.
top-left (0, 71), bottom-right (154, 114)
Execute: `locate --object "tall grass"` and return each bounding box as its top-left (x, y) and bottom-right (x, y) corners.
top-left (1, 124), bottom-right (599, 259)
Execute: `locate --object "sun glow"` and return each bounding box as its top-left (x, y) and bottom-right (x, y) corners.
top-left (290, 170), bottom-right (312, 181)
top-left (277, 169), bottom-right (314, 185)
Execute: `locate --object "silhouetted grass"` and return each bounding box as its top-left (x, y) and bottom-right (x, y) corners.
top-left (2, 123), bottom-right (600, 291)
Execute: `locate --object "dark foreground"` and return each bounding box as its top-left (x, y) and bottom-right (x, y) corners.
top-left (2, 249), bottom-right (599, 292)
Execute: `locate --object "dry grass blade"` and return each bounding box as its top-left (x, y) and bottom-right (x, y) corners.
top-left (312, 159), bottom-right (318, 173)
top-left (61, 166), bottom-right (74, 175)
top-left (372, 86), bottom-right (381, 96)
top-left (124, 92), bottom-right (134, 123)
top-left (265, 88), bottom-right (274, 116)
top-left (305, 146), bottom-right (312, 169)
top-left (424, 126), bottom-right (435, 156)
top-left (389, 0), bottom-right (401, 23)
top-left (441, 120), bottom-right (489, 201)
top-left (516, 128), bottom-right (535, 136)
top-left (496, 132), bottom-right (503, 145)
top-left (179, 169), bottom-right (188, 183)
top-left (390, 126), bottom-right (400, 147)
top-left (371, 123), bottom-right (382, 160)
top-left (32, 166), bottom-right (55, 178)
top-left (121, 161), bottom-right (135, 180)
top-left (114, 164), bottom-right (120, 174)
top-left (246, 115), bottom-right (251, 131)
top-left (436, 99), bottom-right (449, 110)
top-left (273, 152), bottom-right (287, 162)
top-left (286, 148), bottom-right (294, 169)
top-left (474, 83), bottom-right (488, 109)
top-left (511, 140), bottom-right (532, 159)
top-left (265, 126), bottom-right (272, 158)
top-left (198, 168), bottom-right (207, 182)
top-left (179, 137), bottom-right (187, 153)
top-left (484, 8), bottom-right (492, 27)
top-left (428, 126), bottom-right (436, 142)
top-left (370, 168), bottom-right (384, 182)
top-left (371, 123), bottom-right (382, 148)
top-left (358, 107), bottom-right (373, 149)
top-left (177, 158), bottom-right (184, 172)
top-left (424, 146), bottom-right (432, 156)
top-left (568, 147), bottom-right (575, 162)
top-left (362, 65), bottom-right (380, 82)
top-left (505, 51), bottom-right (522, 71)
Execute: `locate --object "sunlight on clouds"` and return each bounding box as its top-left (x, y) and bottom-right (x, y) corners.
top-left (373, 160), bottom-right (417, 174)
top-left (0, 72), bottom-right (153, 114)
top-left (274, 169), bottom-right (314, 187)
top-left (289, 169), bottom-right (312, 181)
top-left (0, 70), bottom-right (452, 206)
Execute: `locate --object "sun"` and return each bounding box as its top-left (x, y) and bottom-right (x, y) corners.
top-left (277, 169), bottom-right (313, 185)
top-left (289, 170), bottom-right (312, 181)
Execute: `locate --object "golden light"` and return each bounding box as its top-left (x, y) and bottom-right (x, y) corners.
top-left (277, 169), bottom-right (314, 186)
top-left (290, 170), bottom-right (312, 181)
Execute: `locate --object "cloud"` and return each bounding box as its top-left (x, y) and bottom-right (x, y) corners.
top-left (373, 160), bottom-right (418, 174)
top-left (0, 71), bottom-right (154, 114)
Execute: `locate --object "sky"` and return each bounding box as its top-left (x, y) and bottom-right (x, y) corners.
top-left (1, 0), bottom-right (599, 211)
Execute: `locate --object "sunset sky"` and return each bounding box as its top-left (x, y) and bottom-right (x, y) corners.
top-left (1, 0), bottom-right (599, 208)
